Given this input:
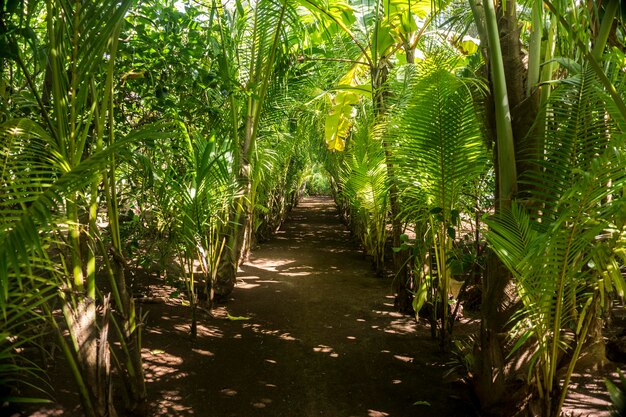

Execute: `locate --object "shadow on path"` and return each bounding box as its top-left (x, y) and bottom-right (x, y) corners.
top-left (142, 197), bottom-right (473, 417)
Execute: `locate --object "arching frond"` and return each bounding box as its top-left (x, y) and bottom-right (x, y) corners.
top-left (390, 58), bottom-right (488, 219)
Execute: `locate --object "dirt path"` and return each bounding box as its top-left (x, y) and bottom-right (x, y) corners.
top-left (16, 197), bottom-right (473, 417)
top-left (140, 197), bottom-right (472, 417)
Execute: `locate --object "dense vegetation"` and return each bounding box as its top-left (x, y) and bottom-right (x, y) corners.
top-left (1, 0), bottom-right (626, 416)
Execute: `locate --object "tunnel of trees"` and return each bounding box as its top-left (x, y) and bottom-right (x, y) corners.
top-left (2, 0), bottom-right (626, 416)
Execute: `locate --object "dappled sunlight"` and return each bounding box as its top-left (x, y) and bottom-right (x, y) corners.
top-left (367, 409), bottom-right (390, 417)
top-left (248, 258), bottom-right (296, 271)
top-left (237, 274), bottom-right (261, 289)
top-left (563, 372), bottom-right (612, 416)
top-left (237, 281), bottom-right (261, 289)
top-left (143, 350), bottom-right (186, 383)
top-left (241, 258), bottom-right (322, 280)
top-left (237, 274), bottom-right (286, 289)
top-left (383, 318), bottom-right (418, 335)
top-left (320, 247), bottom-right (355, 254)
top-left (313, 344), bottom-right (339, 358)
top-left (173, 323), bottom-right (224, 338)
top-left (191, 347), bottom-right (214, 357)
top-left (252, 398), bottom-right (273, 408)
top-left (371, 309), bottom-right (404, 318)
top-left (393, 354), bottom-right (414, 364)
top-left (219, 388), bottom-right (238, 397)
top-left (155, 390), bottom-right (194, 416)
top-left (16, 198), bottom-right (476, 416)
top-left (26, 410), bottom-right (67, 416)
top-left (241, 322), bottom-right (300, 342)
top-left (280, 270), bottom-right (313, 277)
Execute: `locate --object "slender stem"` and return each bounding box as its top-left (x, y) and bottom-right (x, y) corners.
top-left (251, 0), bottom-right (288, 148)
top-left (526, 0), bottom-right (542, 96)
top-left (483, 0), bottom-right (517, 209)
top-left (556, 295), bottom-right (597, 415)
top-left (592, 0), bottom-right (619, 61)
top-left (468, 0), bottom-right (488, 60)
top-left (43, 302), bottom-right (96, 417)
top-left (68, 0), bottom-right (81, 167)
top-left (47, 0), bottom-right (68, 157)
top-left (539, 13), bottom-right (557, 106)
top-left (544, 0), bottom-right (626, 122)
top-left (214, 0), bottom-right (240, 169)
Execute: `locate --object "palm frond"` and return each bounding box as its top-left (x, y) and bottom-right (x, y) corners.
top-left (390, 58), bottom-right (487, 217)
top-left (486, 60), bottom-right (626, 413)
top-left (0, 118), bottom-right (172, 302)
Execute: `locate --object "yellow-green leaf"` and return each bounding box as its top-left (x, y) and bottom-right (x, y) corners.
top-left (458, 36), bottom-right (480, 55)
top-left (227, 313), bottom-right (251, 321)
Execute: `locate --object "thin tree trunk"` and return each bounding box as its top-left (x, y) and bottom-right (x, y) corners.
top-left (471, 0), bottom-right (539, 412)
top-left (214, 0), bottom-right (287, 299)
top-left (371, 62), bottom-right (412, 312)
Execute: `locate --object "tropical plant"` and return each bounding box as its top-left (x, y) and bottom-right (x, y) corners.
top-left (389, 57), bottom-right (488, 347)
top-left (486, 64), bottom-right (626, 417)
top-left (337, 113), bottom-right (389, 273)
top-left (463, 0), bottom-right (626, 411)
top-left (0, 116), bottom-right (161, 416)
top-left (606, 371), bottom-right (626, 417)
top-left (0, 0), bottom-right (169, 414)
top-left (150, 126), bottom-right (234, 338)
top-left (210, 0), bottom-right (303, 297)
top-left (0, 262), bottom-right (55, 405)
top-left (298, 0), bottom-right (449, 305)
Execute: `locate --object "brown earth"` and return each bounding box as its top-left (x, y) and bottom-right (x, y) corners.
top-left (7, 196), bottom-right (618, 417)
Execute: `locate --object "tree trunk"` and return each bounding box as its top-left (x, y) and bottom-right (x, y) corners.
top-left (473, 0), bottom-right (539, 412)
top-left (214, 203), bottom-right (247, 300)
top-left (214, 120), bottom-right (254, 300)
top-left (371, 63), bottom-right (412, 313)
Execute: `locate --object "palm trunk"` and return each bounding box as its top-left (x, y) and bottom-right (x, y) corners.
top-left (371, 62), bottom-right (412, 311)
top-left (471, 0), bottom-right (539, 412)
top-left (214, 0), bottom-right (288, 299)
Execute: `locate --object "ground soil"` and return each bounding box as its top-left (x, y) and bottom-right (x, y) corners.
top-left (6, 197), bottom-right (620, 417)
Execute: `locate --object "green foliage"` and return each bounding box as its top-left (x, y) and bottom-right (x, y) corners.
top-left (606, 372), bottom-right (626, 417)
top-left (336, 113), bottom-right (389, 271)
top-left (304, 166), bottom-right (332, 195)
top-left (486, 64), bottom-right (626, 417)
top-left (388, 56), bottom-right (488, 344)
top-left (1, 1), bottom-right (625, 416)
top-left (0, 271), bottom-right (55, 404)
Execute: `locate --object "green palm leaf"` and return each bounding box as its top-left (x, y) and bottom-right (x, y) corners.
top-left (486, 62), bottom-right (626, 415)
top-left (391, 62), bottom-right (487, 213)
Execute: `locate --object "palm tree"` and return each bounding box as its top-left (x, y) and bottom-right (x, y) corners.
top-left (486, 64), bottom-right (626, 417)
top-left (467, 0), bottom-right (626, 412)
top-left (388, 57), bottom-right (488, 348)
top-left (0, 1), bottom-right (161, 414)
top-left (150, 125), bottom-right (234, 338)
top-left (298, 0), bottom-right (448, 307)
top-left (212, 0), bottom-right (302, 298)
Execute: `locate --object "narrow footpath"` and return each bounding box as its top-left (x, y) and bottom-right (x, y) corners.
top-left (142, 196), bottom-right (472, 417)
